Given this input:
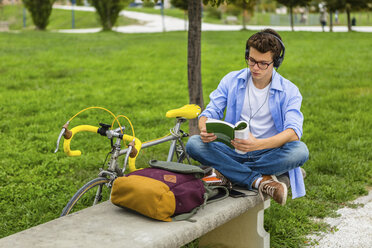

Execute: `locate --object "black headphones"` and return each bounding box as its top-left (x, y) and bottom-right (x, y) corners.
top-left (245, 32), bottom-right (286, 69)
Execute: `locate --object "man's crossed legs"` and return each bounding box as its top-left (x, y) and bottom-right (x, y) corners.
top-left (186, 135), bottom-right (309, 205)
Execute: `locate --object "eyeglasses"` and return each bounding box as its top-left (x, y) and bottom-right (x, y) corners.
top-left (247, 57), bottom-right (274, 70)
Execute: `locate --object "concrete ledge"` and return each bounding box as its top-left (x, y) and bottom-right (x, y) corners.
top-left (0, 191), bottom-right (269, 248)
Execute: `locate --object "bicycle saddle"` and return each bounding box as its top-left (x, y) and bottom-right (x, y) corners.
top-left (166, 104), bottom-right (201, 119)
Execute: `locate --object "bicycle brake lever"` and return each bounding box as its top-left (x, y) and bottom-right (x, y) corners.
top-left (54, 127), bottom-right (66, 153)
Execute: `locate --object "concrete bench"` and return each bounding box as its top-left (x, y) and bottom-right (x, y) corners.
top-left (0, 190), bottom-right (271, 248)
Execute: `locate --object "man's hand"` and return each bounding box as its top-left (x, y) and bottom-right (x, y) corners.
top-left (200, 127), bottom-right (217, 143)
top-left (231, 133), bottom-right (263, 152)
top-left (198, 116), bottom-right (217, 143)
top-left (231, 128), bottom-right (299, 152)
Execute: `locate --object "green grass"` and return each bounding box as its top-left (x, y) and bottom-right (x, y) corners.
top-left (0, 5), bottom-right (139, 30)
top-left (0, 30), bottom-right (371, 248)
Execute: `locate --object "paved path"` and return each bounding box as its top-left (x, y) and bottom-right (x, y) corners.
top-left (308, 189), bottom-right (372, 248)
top-left (54, 5), bottom-right (372, 33)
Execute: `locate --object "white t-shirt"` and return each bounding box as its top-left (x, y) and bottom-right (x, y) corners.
top-left (240, 77), bottom-right (278, 139)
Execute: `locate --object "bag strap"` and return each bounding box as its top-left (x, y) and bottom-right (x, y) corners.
top-left (172, 207), bottom-right (199, 222)
top-left (149, 160), bottom-right (205, 178)
top-left (171, 186), bottom-right (229, 222)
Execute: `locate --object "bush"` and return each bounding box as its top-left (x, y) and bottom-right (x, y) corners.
top-left (143, 1), bottom-right (155, 8)
top-left (171, 0), bottom-right (188, 11)
top-left (75, 0), bottom-right (85, 6)
top-left (89, 0), bottom-right (131, 30)
top-left (205, 6), bottom-right (222, 19)
top-left (22, 0), bottom-right (56, 30)
top-left (225, 5), bottom-right (241, 17)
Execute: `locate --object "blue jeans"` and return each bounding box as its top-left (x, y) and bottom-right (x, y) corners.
top-left (186, 135), bottom-right (309, 190)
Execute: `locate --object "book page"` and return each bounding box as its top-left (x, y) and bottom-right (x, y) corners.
top-left (234, 121), bottom-right (249, 154)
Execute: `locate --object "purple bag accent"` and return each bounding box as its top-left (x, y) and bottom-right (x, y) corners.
top-left (128, 168), bottom-right (205, 214)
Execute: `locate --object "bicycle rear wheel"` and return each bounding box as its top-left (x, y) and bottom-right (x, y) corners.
top-left (60, 177), bottom-right (111, 217)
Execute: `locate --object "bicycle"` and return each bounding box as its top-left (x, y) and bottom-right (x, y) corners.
top-left (54, 104), bottom-right (201, 216)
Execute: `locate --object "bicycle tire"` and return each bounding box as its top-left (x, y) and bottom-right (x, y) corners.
top-left (60, 177), bottom-right (111, 217)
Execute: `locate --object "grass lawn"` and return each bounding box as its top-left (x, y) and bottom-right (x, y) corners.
top-left (0, 30), bottom-right (371, 247)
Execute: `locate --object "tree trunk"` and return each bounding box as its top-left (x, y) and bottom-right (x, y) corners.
top-left (161, 0), bottom-right (165, 32)
top-left (242, 10), bottom-right (247, 30)
top-left (187, 0), bottom-right (204, 136)
top-left (290, 6), bottom-right (294, 31)
top-left (346, 4), bottom-right (351, 32)
top-left (242, 2), bottom-right (247, 30)
top-left (329, 11), bottom-right (333, 32)
top-left (106, 5), bottom-right (112, 30)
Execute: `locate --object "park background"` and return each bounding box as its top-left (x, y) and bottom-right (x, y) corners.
top-left (0, 0), bottom-right (371, 247)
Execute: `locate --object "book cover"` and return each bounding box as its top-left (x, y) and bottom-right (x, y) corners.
top-left (206, 119), bottom-right (249, 153)
top-left (202, 171), bottom-right (222, 184)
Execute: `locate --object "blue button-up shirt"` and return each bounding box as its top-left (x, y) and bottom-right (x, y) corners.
top-left (200, 68), bottom-right (306, 198)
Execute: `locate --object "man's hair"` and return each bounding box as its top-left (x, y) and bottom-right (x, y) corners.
top-left (246, 29), bottom-right (283, 60)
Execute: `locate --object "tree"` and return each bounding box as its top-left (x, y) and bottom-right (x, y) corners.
top-left (324, 0), bottom-right (344, 32)
top-left (165, 0), bottom-right (230, 134)
top-left (232, 0), bottom-right (257, 30)
top-left (322, 0), bottom-right (370, 32)
top-left (0, 0), bottom-right (3, 16)
top-left (22, 0), bottom-right (56, 30)
top-left (187, 0), bottom-right (203, 135)
top-left (187, 0), bottom-right (231, 135)
top-left (160, 0), bottom-right (166, 32)
top-left (276, 0), bottom-right (310, 31)
top-left (345, 0), bottom-right (370, 31)
top-left (89, 0), bottom-right (130, 31)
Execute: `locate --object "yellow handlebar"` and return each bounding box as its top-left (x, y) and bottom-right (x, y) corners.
top-left (63, 125), bottom-right (99, 156)
top-left (122, 134), bottom-right (142, 172)
top-left (63, 125), bottom-right (141, 172)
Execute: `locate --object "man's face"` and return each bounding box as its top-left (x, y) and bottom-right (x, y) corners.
top-left (248, 47), bottom-right (274, 82)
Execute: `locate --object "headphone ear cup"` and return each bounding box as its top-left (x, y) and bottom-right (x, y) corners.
top-left (273, 58), bottom-right (279, 68)
top-left (274, 55), bottom-right (283, 68)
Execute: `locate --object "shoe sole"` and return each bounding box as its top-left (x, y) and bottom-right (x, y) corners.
top-left (279, 181), bottom-right (287, 205)
top-left (271, 175), bottom-right (288, 205)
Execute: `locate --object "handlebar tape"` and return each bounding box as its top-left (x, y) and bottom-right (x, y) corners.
top-left (63, 125), bottom-right (99, 156)
top-left (63, 125), bottom-right (142, 172)
top-left (122, 134), bottom-right (142, 172)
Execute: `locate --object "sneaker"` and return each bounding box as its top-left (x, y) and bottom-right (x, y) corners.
top-left (212, 169), bottom-right (233, 190)
top-left (258, 178), bottom-right (287, 206)
top-left (276, 173), bottom-right (290, 189)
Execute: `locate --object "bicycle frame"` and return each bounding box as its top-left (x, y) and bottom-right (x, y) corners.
top-left (119, 117), bottom-right (189, 162)
top-left (98, 117), bottom-right (190, 180)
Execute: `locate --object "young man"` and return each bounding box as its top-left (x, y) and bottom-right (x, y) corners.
top-left (186, 29), bottom-right (309, 205)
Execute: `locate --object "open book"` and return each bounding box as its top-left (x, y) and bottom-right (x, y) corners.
top-left (206, 119), bottom-right (250, 154)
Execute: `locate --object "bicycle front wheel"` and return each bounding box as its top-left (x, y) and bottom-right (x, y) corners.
top-left (60, 177), bottom-right (111, 217)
